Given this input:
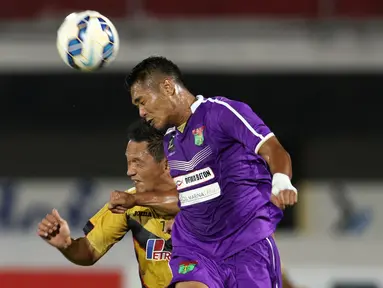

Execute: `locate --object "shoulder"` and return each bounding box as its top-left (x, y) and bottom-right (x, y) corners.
top-left (128, 205), bottom-right (158, 222)
top-left (198, 96), bottom-right (249, 117)
top-left (207, 96), bottom-right (250, 111)
top-left (88, 202), bottom-right (128, 227)
top-left (197, 96), bottom-right (250, 129)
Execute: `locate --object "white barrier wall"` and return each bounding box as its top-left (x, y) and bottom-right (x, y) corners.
top-left (0, 178), bottom-right (382, 287)
top-left (3, 23), bottom-right (383, 71)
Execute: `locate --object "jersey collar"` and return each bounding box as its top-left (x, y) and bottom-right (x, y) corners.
top-left (190, 95), bottom-right (204, 114)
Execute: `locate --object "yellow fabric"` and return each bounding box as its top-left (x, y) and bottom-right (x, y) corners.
top-left (177, 122), bottom-right (186, 133)
top-left (86, 188), bottom-right (173, 288)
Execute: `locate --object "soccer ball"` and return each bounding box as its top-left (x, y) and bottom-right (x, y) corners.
top-left (56, 11), bottom-right (119, 71)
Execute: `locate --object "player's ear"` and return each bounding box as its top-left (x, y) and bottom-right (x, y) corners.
top-left (160, 78), bottom-right (175, 97)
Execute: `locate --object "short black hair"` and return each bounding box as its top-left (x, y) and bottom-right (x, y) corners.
top-left (126, 119), bottom-right (165, 162)
top-left (125, 56), bottom-right (184, 90)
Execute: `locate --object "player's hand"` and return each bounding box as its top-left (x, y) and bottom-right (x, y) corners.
top-left (108, 190), bottom-right (136, 213)
top-left (275, 189), bottom-right (298, 209)
top-left (271, 173), bottom-right (298, 209)
top-left (271, 189), bottom-right (298, 209)
top-left (37, 209), bottom-right (72, 249)
top-left (271, 195), bottom-right (283, 209)
top-left (164, 219), bottom-right (175, 234)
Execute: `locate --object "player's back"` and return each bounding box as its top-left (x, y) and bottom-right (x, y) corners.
top-left (164, 96), bottom-right (283, 260)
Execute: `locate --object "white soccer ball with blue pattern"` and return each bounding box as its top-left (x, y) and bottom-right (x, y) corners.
top-left (56, 11), bottom-right (119, 71)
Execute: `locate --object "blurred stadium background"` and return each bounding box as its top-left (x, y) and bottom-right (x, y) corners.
top-left (1, 0), bottom-right (383, 287)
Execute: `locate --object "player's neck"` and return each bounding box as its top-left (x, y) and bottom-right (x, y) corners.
top-left (154, 181), bottom-right (176, 193)
top-left (154, 172), bottom-right (177, 192)
top-left (172, 92), bottom-right (196, 127)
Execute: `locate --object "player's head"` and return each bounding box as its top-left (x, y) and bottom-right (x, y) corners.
top-left (125, 56), bottom-right (186, 131)
top-left (126, 119), bottom-right (168, 193)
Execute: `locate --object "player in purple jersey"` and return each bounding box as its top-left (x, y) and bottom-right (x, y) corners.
top-left (125, 56), bottom-right (298, 288)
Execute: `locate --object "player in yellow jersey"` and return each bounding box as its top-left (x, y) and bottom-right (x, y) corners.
top-left (37, 119), bottom-right (179, 288)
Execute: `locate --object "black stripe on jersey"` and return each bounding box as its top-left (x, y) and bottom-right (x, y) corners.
top-left (132, 245), bottom-right (149, 288)
top-left (83, 220), bottom-right (94, 236)
top-left (127, 218), bottom-right (172, 252)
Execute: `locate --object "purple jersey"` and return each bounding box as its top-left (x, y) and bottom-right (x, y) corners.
top-left (164, 95), bottom-right (283, 260)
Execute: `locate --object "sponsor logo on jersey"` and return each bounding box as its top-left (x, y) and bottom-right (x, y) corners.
top-left (179, 182), bottom-right (221, 207)
top-left (178, 261), bottom-right (198, 274)
top-left (192, 126), bottom-right (205, 146)
top-left (133, 211), bottom-right (153, 217)
top-left (173, 167), bottom-right (215, 190)
top-left (146, 239), bottom-right (171, 261)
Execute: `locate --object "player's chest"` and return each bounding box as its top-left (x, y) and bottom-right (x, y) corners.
top-left (128, 211), bottom-right (172, 262)
top-left (166, 125), bottom-right (216, 178)
top-left (128, 210), bottom-right (171, 240)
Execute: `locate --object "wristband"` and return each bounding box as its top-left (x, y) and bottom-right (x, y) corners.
top-left (271, 173), bottom-right (297, 196)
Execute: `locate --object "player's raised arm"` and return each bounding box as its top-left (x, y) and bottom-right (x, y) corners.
top-left (58, 237), bottom-right (100, 266)
top-left (38, 205), bottom-right (129, 266)
top-left (38, 209), bottom-right (101, 266)
top-left (215, 98), bottom-right (297, 207)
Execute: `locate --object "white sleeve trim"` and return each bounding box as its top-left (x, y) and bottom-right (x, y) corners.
top-left (207, 98), bottom-right (265, 139)
top-left (205, 98), bottom-right (275, 153)
top-left (255, 132), bottom-right (275, 154)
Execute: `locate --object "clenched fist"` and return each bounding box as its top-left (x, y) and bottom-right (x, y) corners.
top-left (271, 173), bottom-right (298, 209)
top-left (108, 190), bottom-right (136, 214)
top-left (37, 209), bottom-right (72, 249)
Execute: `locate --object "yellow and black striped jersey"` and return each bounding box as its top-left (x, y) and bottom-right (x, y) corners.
top-left (83, 188), bottom-right (173, 288)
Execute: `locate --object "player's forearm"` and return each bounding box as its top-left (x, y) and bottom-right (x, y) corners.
top-left (267, 147), bottom-right (292, 178)
top-left (259, 137), bottom-right (292, 178)
top-left (133, 190), bottom-right (180, 215)
top-left (58, 237), bottom-right (99, 266)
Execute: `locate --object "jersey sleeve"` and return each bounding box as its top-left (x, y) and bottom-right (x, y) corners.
top-left (213, 98), bottom-right (274, 154)
top-left (83, 203), bottom-right (129, 257)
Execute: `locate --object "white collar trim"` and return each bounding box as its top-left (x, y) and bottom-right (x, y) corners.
top-left (190, 95), bottom-right (204, 113)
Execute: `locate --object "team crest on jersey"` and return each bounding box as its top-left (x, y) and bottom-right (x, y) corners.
top-left (146, 239), bottom-right (171, 261)
top-left (192, 126), bottom-right (205, 146)
top-left (178, 261), bottom-right (198, 274)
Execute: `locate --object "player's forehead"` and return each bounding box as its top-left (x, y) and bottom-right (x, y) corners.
top-left (126, 140), bottom-right (151, 160)
top-left (130, 81), bottom-right (151, 103)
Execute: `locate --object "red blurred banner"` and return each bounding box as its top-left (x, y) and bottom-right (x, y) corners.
top-left (0, 0), bottom-right (127, 19)
top-left (0, 268), bottom-right (123, 288)
top-left (1, 0), bottom-right (383, 19)
top-left (334, 0), bottom-right (383, 17)
top-left (144, 0), bottom-right (318, 18)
